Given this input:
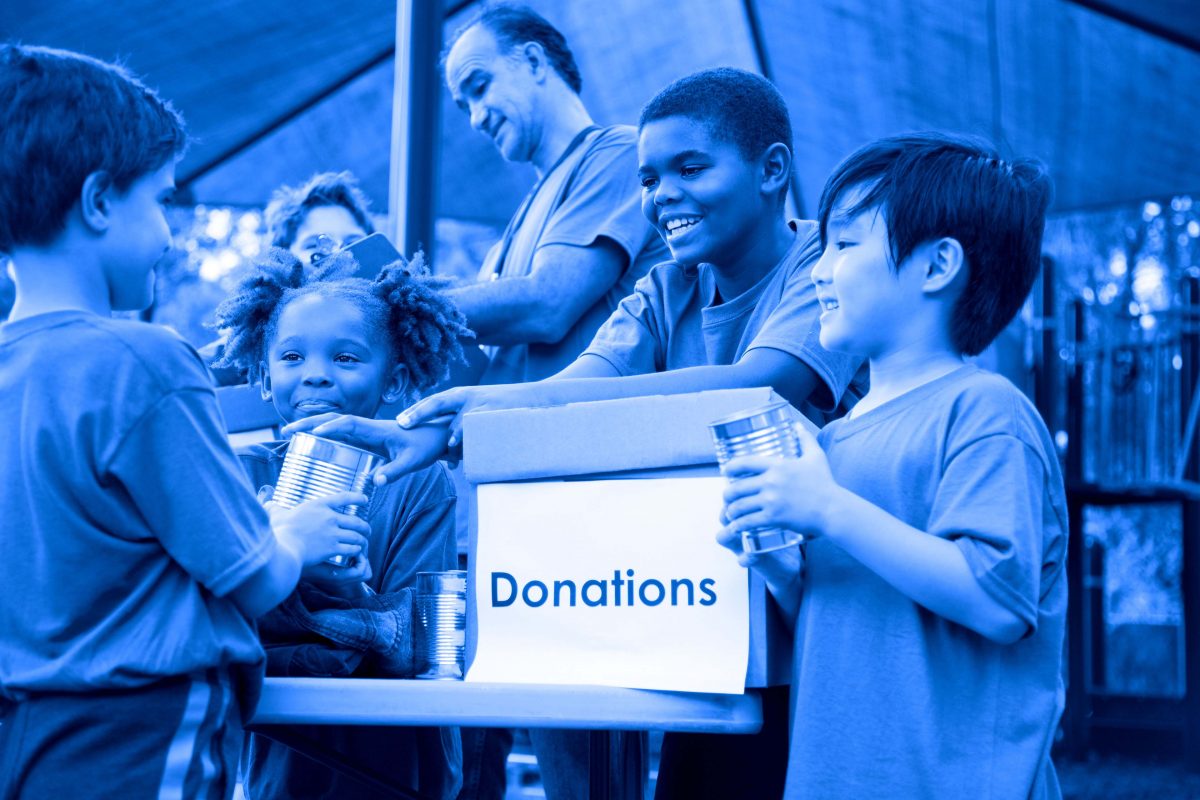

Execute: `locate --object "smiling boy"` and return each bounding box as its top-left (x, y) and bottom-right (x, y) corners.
top-left (333, 68), bottom-right (860, 468)
top-left (720, 132), bottom-right (1065, 798)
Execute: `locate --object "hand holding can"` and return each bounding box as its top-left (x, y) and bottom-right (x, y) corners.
top-left (709, 402), bottom-right (805, 554)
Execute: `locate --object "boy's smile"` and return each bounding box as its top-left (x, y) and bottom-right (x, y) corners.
top-left (813, 188), bottom-right (933, 360)
top-left (264, 294), bottom-right (404, 425)
top-left (637, 116), bottom-right (766, 271)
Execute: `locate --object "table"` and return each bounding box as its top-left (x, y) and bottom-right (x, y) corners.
top-left (249, 678), bottom-right (763, 800)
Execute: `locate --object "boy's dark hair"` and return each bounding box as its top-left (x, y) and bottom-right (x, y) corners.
top-left (444, 3), bottom-right (582, 94)
top-left (211, 247), bottom-right (471, 396)
top-left (817, 131), bottom-right (1053, 356)
top-left (0, 44), bottom-right (187, 253)
top-left (264, 171), bottom-right (377, 249)
top-left (639, 67), bottom-right (792, 167)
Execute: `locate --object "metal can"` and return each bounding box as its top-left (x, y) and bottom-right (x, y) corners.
top-left (709, 401), bottom-right (805, 553)
top-left (273, 432), bottom-right (383, 565)
top-left (415, 570), bottom-right (468, 680)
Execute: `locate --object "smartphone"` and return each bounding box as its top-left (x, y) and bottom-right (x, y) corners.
top-left (341, 232), bottom-right (404, 279)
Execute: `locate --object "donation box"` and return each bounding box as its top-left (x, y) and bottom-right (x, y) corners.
top-left (461, 387), bottom-right (813, 694)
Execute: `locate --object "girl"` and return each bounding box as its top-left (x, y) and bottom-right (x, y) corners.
top-left (211, 246), bottom-right (471, 800)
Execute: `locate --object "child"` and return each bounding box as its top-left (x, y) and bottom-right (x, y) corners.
top-left (0, 45), bottom-right (368, 799)
top-left (719, 132), bottom-right (1065, 798)
top-left (210, 247), bottom-right (471, 800)
top-left (202, 171), bottom-right (376, 385)
top-left (264, 171), bottom-right (376, 265)
top-left (292, 67), bottom-right (862, 800)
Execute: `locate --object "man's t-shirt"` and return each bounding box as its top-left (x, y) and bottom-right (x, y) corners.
top-left (582, 219), bottom-right (860, 421)
top-left (786, 365), bottom-right (1067, 799)
top-left (480, 124), bottom-right (669, 385)
top-left (0, 311), bottom-right (273, 700)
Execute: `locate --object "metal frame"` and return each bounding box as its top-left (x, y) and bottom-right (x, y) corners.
top-left (1059, 284), bottom-right (1200, 771)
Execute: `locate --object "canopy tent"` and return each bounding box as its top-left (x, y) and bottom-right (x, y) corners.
top-left (5, 0), bottom-right (1200, 234)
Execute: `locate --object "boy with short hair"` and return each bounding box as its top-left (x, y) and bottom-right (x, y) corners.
top-left (0, 45), bottom-right (367, 799)
top-left (264, 170), bottom-right (376, 264)
top-left (719, 132), bottom-right (1065, 798)
top-left (294, 67), bottom-right (861, 799)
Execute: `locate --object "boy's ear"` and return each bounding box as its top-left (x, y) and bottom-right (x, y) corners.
top-left (258, 364), bottom-right (272, 401)
top-left (759, 142), bottom-right (792, 199)
top-left (921, 237), bottom-right (967, 294)
top-left (79, 171), bottom-right (114, 233)
top-left (381, 364), bottom-right (410, 405)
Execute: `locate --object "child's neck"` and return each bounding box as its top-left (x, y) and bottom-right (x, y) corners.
top-left (6, 243), bottom-right (112, 321)
top-left (853, 344), bottom-right (966, 418)
top-left (710, 216), bottom-right (794, 302)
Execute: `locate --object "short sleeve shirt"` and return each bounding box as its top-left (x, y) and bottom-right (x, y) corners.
top-left (785, 365), bottom-right (1067, 799)
top-left (583, 219), bottom-right (861, 419)
top-left (0, 312), bottom-right (273, 698)
top-left (480, 125), bottom-right (669, 384)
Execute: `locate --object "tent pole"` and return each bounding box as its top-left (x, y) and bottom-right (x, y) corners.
top-left (390, 0), bottom-right (443, 259)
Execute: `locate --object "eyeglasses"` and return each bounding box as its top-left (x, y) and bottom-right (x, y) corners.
top-left (309, 234), bottom-right (337, 265)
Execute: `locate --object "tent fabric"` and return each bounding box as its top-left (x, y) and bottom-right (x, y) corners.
top-left (5, 0), bottom-right (1199, 222)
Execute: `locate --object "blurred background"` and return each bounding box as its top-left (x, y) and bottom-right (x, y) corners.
top-left (4, 0), bottom-right (1200, 795)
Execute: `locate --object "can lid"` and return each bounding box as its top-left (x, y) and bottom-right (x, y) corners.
top-left (416, 570), bottom-right (468, 594)
top-left (287, 431), bottom-right (386, 470)
top-left (708, 401), bottom-right (795, 439)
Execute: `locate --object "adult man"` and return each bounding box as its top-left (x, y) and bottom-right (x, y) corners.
top-left (439, 6), bottom-right (665, 800)
top-left (442, 4), bottom-right (667, 387)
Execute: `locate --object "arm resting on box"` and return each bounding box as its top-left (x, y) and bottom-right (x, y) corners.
top-left (402, 347), bottom-right (821, 446)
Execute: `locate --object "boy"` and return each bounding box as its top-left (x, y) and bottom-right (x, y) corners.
top-left (720, 132), bottom-right (1065, 798)
top-left (292, 68), bottom-right (861, 799)
top-left (0, 45), bottom-right (368, 799)
top-left (264, 171), bottom-right (375, 265)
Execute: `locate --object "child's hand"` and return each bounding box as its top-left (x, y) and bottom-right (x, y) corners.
top-left (266, 491), bottom-right (371, 567)
top-left (720, 423), bottom-right (836, 540)
top-left (303, 555), bottom-right (374, 599)
top-left (716, 509), bottom-right (806, 621)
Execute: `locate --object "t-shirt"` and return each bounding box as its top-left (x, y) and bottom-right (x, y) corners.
top-left (0, 311), bottom-right (273, 700)
top-left (480, 124), bottom-right (669, 385)
top-left (239, 442), bottom-right (461, 800)
top-left (582, 219), bottom-right (861, 421)
top-left (785, 365), bottom-right (1066, 799)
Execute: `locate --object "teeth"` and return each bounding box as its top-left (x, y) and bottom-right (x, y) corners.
top-left (664, 216), bottom-right (700, 234)
top-left (822, 300), bottom-right (839, 310)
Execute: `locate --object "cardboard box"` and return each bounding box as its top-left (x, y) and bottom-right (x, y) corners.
top-left (463, 387), bottom-right (814, 688)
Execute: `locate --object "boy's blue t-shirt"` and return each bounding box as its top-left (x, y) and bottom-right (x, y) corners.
top-left (0, 311), bottom-right (273, 700)
top-left (786, 365), bottom-right (1066, 799)
top-left (238, 442), bottom-right (462, 800)
top-left (581, 219), bottom-right (860, 421)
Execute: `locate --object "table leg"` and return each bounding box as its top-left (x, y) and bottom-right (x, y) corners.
top-left (588, 729), bottom-right (612, 799)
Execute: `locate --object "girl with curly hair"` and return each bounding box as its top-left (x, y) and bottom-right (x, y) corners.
top-left (211, 246), bottom-right (471, 800)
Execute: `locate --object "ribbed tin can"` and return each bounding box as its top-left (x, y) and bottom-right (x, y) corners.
top-left (274, 432), bottom-right (383, 565)
top-left (709, 401), bottom-right (805, 553)
top-left (415, 570), bottom-right (467, 680)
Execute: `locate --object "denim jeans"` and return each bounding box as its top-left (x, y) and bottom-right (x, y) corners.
top-left (654, 685), bottom-right (789, 800)
top-left (457, 726), bottom-right (513, 800)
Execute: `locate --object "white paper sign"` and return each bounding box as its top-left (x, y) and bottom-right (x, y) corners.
top-left (467, 477), bottom-right (749, 694)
